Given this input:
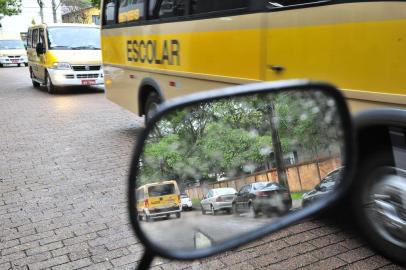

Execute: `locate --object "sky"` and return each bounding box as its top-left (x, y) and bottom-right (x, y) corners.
top-left (0, 0), bottom-right (62, 38)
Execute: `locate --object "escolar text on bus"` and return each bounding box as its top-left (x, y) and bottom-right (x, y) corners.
top-left (127, 39), bottom-right (180, 65)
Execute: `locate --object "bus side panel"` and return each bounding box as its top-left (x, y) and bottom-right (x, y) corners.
top-left (265, 2), bottom-right (406, 110)
top-left (102, 13), bottom-right (264, 114)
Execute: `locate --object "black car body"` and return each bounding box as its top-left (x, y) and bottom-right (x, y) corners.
top-left (232, 182), bottom-right (292, 217)
top-left (301, 168), bottom-right (343, 207)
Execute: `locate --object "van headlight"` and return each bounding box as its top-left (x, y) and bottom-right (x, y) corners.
top-left (52, 62), bottom-right (71, 70)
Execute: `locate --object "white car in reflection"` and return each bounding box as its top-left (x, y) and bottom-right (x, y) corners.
top-left (200, 188), bottom-right (237, 215)
top-left (181, 193), bottom-right (193, 211)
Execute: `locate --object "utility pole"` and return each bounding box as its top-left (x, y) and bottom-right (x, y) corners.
top-left (267, 101), bottom-right (290, 193)
top-left (37, 0), bottom-right (44, 23)
top-left (51, 0), bottom-right (57, 23)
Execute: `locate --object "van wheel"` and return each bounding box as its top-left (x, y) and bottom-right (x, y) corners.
top-left (0, 64), bottom-right (3, 67)
top-left (211, 205), bottom-right (217, 216)
top-left (144, 92), bottom-right (161, 124)
top-left (176, 212), bottom-right (181, 218)
top-left (248, 203), bottom-right (259, 218)
top-left (24, 63), bottom-right (28, 67)
top-left (46, 71), bottom-right (57, 94)
top-left (32, 80), bottom-right (40, 88)
top-left (232, 203), bottom-right (239, 216)
top-left (30, 69), bottom-right (40, 88)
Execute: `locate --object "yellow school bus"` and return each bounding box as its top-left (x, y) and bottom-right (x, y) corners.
top-left (101, 0), bottom-right (406, 120)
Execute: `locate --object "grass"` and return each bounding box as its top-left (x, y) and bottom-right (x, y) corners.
top-left (192, 198), bottom-right (201, 207)
top-left (290, 192), bottom-right (304, 200)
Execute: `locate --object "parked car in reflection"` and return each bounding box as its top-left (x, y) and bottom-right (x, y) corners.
top-left (232, 182), bottom-right (292, 217)
top-left (181, 193), bottom-right (193, 211)
top-left (201, 188), bottom-right (237, 215)
top-left (301, 167), bottom-right (343, 207)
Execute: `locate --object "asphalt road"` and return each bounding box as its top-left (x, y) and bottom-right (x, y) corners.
top-left (141, 210), bottom-right (276, 250)
top-left (0, 66), bottom-right (404, 269)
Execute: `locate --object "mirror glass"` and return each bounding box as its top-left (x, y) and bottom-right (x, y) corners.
top-left (133, 89), bottom-right (345, 251)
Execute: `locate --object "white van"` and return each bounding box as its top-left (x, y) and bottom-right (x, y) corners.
top-left (0, 37), bottom-right (28, 67)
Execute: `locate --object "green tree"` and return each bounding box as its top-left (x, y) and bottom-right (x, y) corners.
top-left (0, 0), bottom-right (21, 20)
top-left (90, 0), bottom-right (100, 8)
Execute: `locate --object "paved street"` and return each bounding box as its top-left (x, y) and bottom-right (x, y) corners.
top-left (0, 66), bottom-right (404, 269)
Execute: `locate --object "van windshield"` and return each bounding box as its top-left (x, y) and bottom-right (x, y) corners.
top-left (0, 40), bottom-right (25, 49)
top-left (148, 184), bottom-right (175, 197)
top-left (47, 27), bottom-right (100, 50)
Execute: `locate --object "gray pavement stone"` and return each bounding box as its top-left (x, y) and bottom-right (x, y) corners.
top-left (0, 67), bottom-right (402, 270)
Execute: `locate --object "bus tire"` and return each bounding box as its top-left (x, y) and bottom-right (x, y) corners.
top-left (144, 92), bottom-right (161, 124)
top-left (353, 151), bottom-right (406, 265)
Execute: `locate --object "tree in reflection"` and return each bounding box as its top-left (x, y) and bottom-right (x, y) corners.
top-left (138, 91), bottom-right (343, 189)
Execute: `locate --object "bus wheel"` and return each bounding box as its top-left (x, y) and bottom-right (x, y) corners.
top-left (144, 92), bottom-right (161, 124)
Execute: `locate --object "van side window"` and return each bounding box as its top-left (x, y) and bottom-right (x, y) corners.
top-left (39, 29), bottom-right (45, 46)
top-left (191, 0), bottom-right (248, 14)
top-left (148, 0), bottom-right (157, 17)
top-left (136, 189), bottom-right (144, 200)
top-left (27, 30), bottom-right (32, 48)
top-left (104, 0), bottom-right (117, 24)
top-left (32, 29), bottom-right (39, 47)
top-left (158, 0), bottom-right (186, 18)
top-left (119, 0), bottom-right (145, 23)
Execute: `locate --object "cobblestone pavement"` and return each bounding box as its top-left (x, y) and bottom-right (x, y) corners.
top-left (0, 67), bottom-right (404, 270)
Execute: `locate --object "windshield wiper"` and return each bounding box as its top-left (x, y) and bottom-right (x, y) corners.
top-left (71, 46), bottom-right (100, 50)
top-left (51, 45), bottom-right (73, 49)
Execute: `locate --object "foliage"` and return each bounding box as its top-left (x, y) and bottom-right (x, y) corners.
top-left (60, 0), bottom-right (91, 22)
top-left (90, 0), bottom-right (100, 8)
top-left (138, 91), bottom-right (343, 189)
top-left (0, 0), bottom-right (21, 19)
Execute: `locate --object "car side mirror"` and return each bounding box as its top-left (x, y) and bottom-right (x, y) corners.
top-left (35, 42), bottom-right (45, 55)
top-left (128, 80), bottom-right (355, 268)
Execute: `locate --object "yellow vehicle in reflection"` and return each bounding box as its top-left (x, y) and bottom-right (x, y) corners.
top-left (136, 180), bottom-right (181, 222)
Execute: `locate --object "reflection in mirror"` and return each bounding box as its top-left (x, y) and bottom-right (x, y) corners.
top-left (134, 90), bottom-right (345, 251)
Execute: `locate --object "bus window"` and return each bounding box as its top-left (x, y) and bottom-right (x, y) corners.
top-left (191, 0), bottom-right (248, 14)
top-left (119, 0), bottom-right (144, 23)
top-left (158, 0), bottom-right (186, 18)
top-left (104, 0), bottom-right (117, 25)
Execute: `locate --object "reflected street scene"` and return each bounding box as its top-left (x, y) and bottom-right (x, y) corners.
top-left (134, 89), bottom-right (346, 251)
